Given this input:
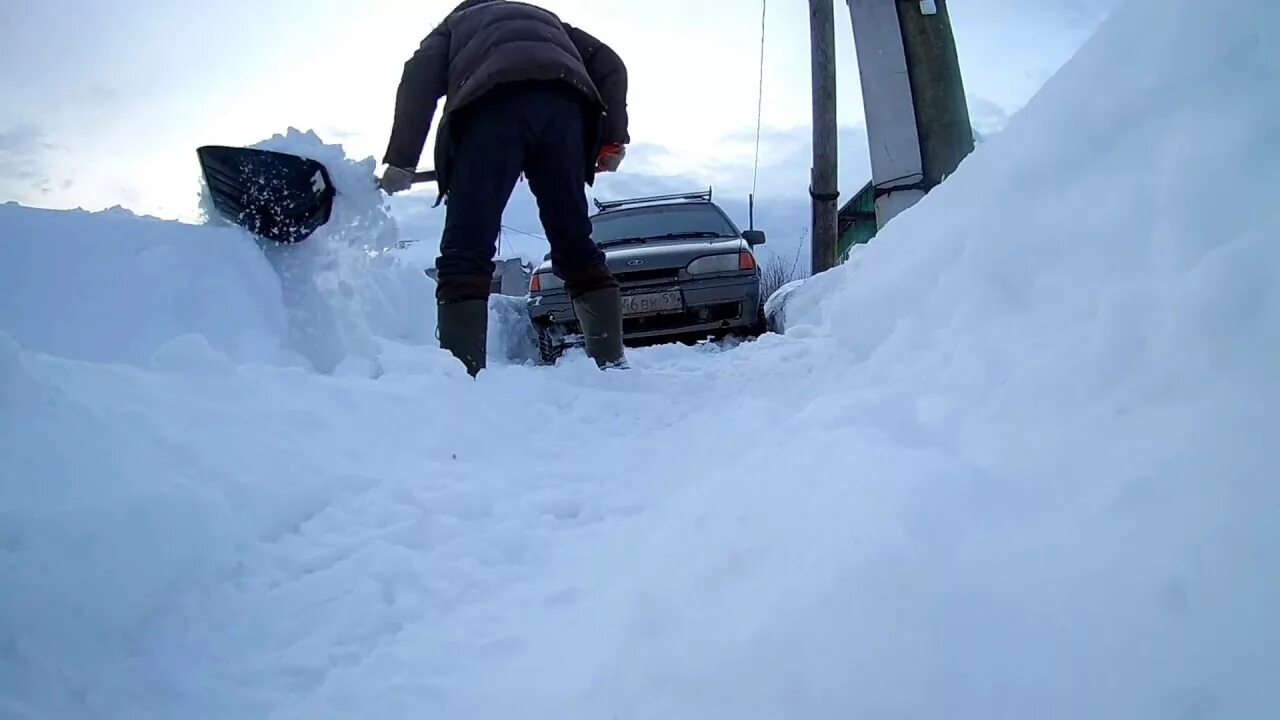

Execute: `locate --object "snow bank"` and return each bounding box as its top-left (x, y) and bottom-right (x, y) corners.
top-left (0, 203), bottom-right (291, 367)
top-left (2, 0), bottom-right (1278, 718)
top-left (0, 327), bottom-right (478, 720)
top-left (555, 0), bottom-right (1280, 717)
top-left (0, 131), bottom-right (440, 376)
top-left (202, 128), bottom-right (440, 375)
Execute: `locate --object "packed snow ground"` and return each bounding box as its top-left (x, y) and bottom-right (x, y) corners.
top-left (3, 0), bottom-right (1279, 718)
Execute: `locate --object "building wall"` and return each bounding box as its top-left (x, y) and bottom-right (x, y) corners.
top-left (837, 180), bottom-right (879, 263)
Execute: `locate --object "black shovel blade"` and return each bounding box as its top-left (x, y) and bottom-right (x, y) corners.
top-left (197, 145), bottom-right (337, 244)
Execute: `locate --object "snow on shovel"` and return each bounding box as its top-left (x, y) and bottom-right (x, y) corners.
top-left (197, 145), bottom-right (436, 244)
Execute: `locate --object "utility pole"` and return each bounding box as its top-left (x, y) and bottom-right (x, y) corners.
top-left (846, 0), bottom-right (972, 229)
top-left (897, 0), bottom-right (974, 192)
top-left (809, 0), bottom-right (840, 275)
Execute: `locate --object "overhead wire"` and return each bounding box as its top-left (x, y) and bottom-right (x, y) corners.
top-left (751, 0), bottom-right (768, 200)
top-left (501, 224), bottom-right (546, 240)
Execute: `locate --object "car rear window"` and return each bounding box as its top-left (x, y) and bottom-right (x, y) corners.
top-left (591, 204), bottom-right (736, 244)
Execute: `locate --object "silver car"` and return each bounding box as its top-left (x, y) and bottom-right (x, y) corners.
top-left (527, 190), bottom-right (766, 363)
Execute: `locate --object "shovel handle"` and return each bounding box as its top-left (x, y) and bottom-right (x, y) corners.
top-left (411, 170), bottom-right (438, 184)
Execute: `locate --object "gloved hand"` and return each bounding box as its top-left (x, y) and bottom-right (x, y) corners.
top-left (378, 166), bottom-right (415, 195)
top-left (595, 143), bottom-right (626, 173)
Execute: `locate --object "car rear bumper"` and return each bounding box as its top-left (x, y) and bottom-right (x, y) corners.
top-left (529, 274), bottom-right (762, 343)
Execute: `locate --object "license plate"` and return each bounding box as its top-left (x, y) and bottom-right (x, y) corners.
top-left (622, 290), bottom-right (683, 316)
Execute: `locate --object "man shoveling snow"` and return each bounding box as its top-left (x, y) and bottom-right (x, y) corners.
top-left (379, 0), bottom-right (633, 376)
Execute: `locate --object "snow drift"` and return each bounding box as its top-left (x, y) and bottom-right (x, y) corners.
top-left (2, 0), bottom-right (1278, 718)
top-left (0, 204), bottom-right (290, 368)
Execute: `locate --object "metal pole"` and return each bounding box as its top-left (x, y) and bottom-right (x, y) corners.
top-left (809, 0), bottom-right (839, 275)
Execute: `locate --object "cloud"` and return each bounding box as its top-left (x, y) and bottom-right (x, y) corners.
top-left (0, 124), bottom-right (55, 194)
top-left (82, 85), bottom-right (121, 105)
top-left (0, 126), bottom-right (51, 167)
top-left (700, 124), bottom-right (876, 206)
top-left (964, 0), bottom-right (1117, 27)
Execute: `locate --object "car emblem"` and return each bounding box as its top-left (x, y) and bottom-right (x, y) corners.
top-left (627, 259), bottom-right (645, 267)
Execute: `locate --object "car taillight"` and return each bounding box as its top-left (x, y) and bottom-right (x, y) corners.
top-left (530, 273), bottom-right (542, 293)
top-left (739, 252), bottom-right (757, 271)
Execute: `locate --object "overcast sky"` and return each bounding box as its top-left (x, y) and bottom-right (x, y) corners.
top-left (1, 0), bottom-right (1115, 255)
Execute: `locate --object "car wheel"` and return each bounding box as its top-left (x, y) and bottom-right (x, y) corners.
top-left (536, 326), bottom-right (564, 365)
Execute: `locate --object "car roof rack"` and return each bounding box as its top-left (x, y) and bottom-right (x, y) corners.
top-left (593, 188), bottom-right (713, 212)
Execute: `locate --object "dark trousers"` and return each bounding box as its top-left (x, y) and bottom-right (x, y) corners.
top-left (435, 81), bottom-right (616, 303)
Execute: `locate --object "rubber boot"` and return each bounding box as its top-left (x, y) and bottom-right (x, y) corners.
top-left (573, 287), bottom-right (628, 369)
top-left (437, 299), bottom-right (488, 377)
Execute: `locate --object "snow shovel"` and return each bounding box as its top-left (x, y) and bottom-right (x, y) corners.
top-left (197, 145), bottom-right (437, 244)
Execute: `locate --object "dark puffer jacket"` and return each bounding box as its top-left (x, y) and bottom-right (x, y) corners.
top-left (382, 0), bottom-right (630, 193)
